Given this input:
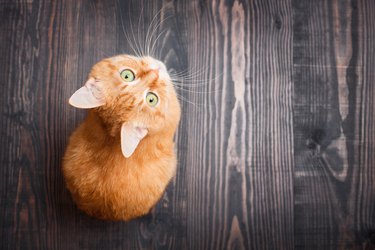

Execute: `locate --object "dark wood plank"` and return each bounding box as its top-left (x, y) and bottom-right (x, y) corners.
top-left (166, 0), bottom-right (295, 249)
top-left (355, 2), bottom-right (375, 248)
top-left (1, 0), bottom-right (375, 249)
top-left (293, 0), bottom-right (375, 248)
top-left (0, 1), bottom-right (53, 249)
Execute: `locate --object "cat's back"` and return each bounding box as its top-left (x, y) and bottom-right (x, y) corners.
top-left (62, 120), bottom-right (177, 220)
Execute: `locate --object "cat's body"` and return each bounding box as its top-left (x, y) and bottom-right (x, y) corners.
top-left (63, 55), bottom-right (180, 221)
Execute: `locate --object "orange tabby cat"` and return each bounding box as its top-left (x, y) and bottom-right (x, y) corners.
top-left (62, 55), bottom-right (181, 221)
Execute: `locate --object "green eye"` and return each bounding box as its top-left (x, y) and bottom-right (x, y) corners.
top-left (146, 92), bottom-right (158, 107)
top-left (120, 69), bottom-right (135, 82)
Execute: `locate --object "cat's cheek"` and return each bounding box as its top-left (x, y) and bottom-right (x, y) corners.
top-left (159, 70), bottom-right (170, 81)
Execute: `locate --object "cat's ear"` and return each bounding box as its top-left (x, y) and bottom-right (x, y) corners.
top-left (121, 123), bottom-right (148, 158)
top-left (69, 77), bottom-right (106, 109)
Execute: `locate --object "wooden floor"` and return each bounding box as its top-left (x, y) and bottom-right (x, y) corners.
top-left (1, 0), bottom-right (375, 249)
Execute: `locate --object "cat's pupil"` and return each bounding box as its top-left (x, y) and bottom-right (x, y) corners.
top-left (149, 98), bottom-right (154, 103)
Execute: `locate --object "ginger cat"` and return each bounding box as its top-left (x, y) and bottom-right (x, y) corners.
top-left (63, 55), bottom-right (181, 221)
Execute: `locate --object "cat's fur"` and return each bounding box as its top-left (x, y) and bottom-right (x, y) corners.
top-left (63, 55), bottom-right (181, 221)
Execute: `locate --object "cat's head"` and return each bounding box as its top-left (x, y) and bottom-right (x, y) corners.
top-left (69, 55), bottom-right (181, 158)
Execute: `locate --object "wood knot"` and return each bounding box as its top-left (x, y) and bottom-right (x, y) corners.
top-left (306, 129), bottom-right (326, 150)
top-left (368, 230), bottom-right (375, 245)
top-left (362, 229), bottom-right (375, 248)
top-left (274, 15), bottom-right (282, 29)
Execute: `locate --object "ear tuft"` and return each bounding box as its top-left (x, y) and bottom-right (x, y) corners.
top-left (69, 78), bottom-right (106, 109)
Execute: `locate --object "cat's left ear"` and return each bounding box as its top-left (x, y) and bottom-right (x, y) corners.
top-left (69, 77), bottom-right (106, 109)
top-left (121, 123), bottom-right (148, 158)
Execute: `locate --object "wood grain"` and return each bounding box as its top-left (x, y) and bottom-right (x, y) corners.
top-left (0, 0), bottom-right (374, 249)
top-left (293, 0), bottom-right (375, 248)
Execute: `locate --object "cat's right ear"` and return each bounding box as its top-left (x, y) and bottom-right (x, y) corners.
top-left (69, 78), bottom-right (106, 109)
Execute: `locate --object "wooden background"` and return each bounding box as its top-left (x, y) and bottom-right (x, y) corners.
top-left (1, 0), bottom-right (374, 249)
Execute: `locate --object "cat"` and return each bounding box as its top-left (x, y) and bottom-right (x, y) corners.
top-left (62, 55), bottom-right (181, 221)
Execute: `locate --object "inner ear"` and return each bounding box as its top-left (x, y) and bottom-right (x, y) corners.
top-left (121, 123), bottom-right (148, 158)
top-left (69, 77), bottom-right (106, 109)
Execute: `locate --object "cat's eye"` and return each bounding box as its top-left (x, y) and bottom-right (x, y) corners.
top-left (145, 92), bottom-right (158, 107)
top-left (120, 69), bottom-right (135, 82)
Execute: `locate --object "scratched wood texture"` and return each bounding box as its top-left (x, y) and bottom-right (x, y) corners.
top-left (0, 0), bottom-right (374, 249)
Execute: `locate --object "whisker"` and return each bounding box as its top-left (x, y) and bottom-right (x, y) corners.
top-left (172, 84), bottom-right (222, 94)
top-left (171, 81), bottom-right (210, 88)
top-left (168, 60), bottom-right (210, 76)
top-left (137, 3), bottom-right (145, 57)
top-left (169, 64), bottom-right (214, 79)
top-left (175, 93), bottom-right (203, 108)
top-left (127, 2), bottom-right (143, 57)
top-left (170, 75), bottom-right (210, 82)
top-left (118, 0), bottom-right (140, 56)
top-left (145, 8), bottom-right (165, 56)
top-left (149, 15), bottom-right (174, 57)
top-left (169, 70), bottom-right (223, 85)
top-left (150, 28), bottom-right (169, 58)
top-left (170, 76), bottom-right (222, 85)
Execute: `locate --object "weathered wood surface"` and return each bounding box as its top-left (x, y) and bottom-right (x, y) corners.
top-left (0, 0), bottom-right (374, 249)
